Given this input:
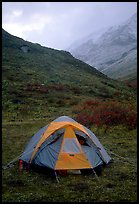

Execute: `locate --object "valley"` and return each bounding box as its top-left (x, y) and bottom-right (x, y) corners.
top-left (2, 28), bottom-right (137, 202)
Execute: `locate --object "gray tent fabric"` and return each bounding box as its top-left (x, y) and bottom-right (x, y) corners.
top-left (82, 145), bottom-right (103, 167)
top-left (32, 135), bottom-right (64, 169)
top-left (20, 116), bottom-right (112, 170)
top-left (53, 116), bottom-right (76, 123)
top-left (20, 125), bottom-right (48, 163)
top-left (84, 127), bottom-right (111, 164)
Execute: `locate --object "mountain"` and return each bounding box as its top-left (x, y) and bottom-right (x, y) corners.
top-left (2, 28), bottom-right (136, 121)
top-left (67, 13), bottom-right (137, 82)
top-left (2, 28), bottom-right (107, 89)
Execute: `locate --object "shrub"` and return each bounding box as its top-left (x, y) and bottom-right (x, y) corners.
top-left (75, 100), bottom-right (137, 130)
top-left (25, 83), bottom-right (49, 93)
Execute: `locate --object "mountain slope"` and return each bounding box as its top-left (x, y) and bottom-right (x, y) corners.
top-left (67, 13), bottom-right (137, 81)
top-left (2, 28), bottom-right (106, 85)
top-left (2, 29), bottom-right (135, 122)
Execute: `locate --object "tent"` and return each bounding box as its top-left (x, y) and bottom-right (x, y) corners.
top-left (20, 116), bottom-right (112, 175)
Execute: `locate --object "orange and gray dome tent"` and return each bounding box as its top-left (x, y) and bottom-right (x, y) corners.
top-left (20, 116), bottom-right (112, 174)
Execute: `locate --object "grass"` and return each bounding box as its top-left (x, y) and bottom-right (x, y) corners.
top-left (2, 77), bottom-right (137, 202)
top-left (2, 119), bottom-right (137, 202)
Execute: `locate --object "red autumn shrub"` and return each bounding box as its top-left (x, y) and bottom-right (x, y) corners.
top-left (25, 83), bottom-right (49, 93)
top-left (76, 112), bottom-right (93, 127)
top-left (83, 100), bottom-right (100, 108)
top-left (75, 100), bottom-right (137, 129)
top-left (125, 110), bottom-right (137, 129)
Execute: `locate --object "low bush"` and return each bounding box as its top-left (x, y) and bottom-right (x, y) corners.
top-left (75, 100), bottom-right (137, 130)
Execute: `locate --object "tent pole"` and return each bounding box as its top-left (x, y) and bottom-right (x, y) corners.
top-left (54, 170), bottom-right (60, 183)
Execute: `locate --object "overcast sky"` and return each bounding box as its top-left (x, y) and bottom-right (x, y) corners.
top-left (2, 2), bottom-right (137, 50)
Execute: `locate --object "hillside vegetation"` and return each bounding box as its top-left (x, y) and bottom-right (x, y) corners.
top-left (2, 29), bottom-right (137, 202)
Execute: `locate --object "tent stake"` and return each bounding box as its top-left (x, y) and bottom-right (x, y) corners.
top-left (92, 169), bottom-right (99, 181)
top-left (54, 170), bottom-right (60, 183)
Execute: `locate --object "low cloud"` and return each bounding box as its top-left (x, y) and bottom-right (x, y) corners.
top-left (2, 2), bottom-right (137, 50)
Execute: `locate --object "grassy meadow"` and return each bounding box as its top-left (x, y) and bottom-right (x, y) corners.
top-left (2, 89), bottom-right (137, 202)
top-left (2, 29), bottom-right (137, 202)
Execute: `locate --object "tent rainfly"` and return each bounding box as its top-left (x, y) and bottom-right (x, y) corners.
top-left (20, 116), bottom-right (112, 174)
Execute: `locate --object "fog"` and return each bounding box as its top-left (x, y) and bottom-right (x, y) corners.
top-left (2, 2), bottom-right (137, 50)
